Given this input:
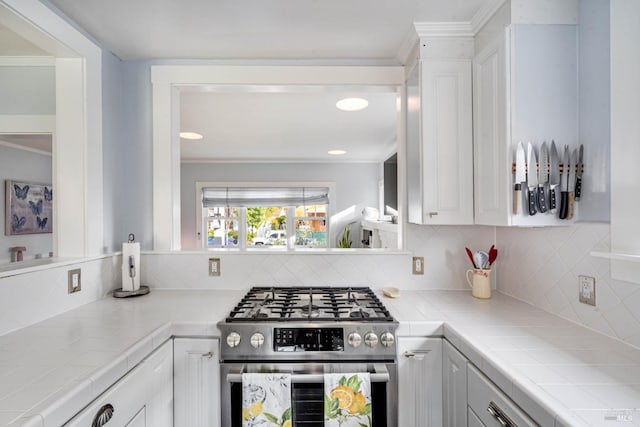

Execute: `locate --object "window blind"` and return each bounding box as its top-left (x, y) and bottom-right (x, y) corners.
top-left (202, 187), bottom-right (329, 208)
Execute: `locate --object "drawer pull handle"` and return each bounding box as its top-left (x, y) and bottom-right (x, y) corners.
top-left (428, 212), bottom-right (438, 217)
top-left (487, 401), bottom-right (517, 427)
top-left (403, 349), bottom-right (431, 359)
top-left (92, 403), bottom-right (114, 427)
top-left (202, 352), bottom-right (213, 358)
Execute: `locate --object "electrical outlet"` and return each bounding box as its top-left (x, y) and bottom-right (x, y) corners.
top-left (68, 268), bottom-right (81, 293)
top-left (412, 256), bottom-right (424, 275)
top-left (578, 275), bottom-right (596, 306)
top-left (209, 258), bottom-right (221, 276)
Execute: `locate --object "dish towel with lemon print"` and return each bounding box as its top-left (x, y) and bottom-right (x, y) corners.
top-left (324, 373), bottom-right (372, 427)
top-left (242, 373), bottom-right (292, 427)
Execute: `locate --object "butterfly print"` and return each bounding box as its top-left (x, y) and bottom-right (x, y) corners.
top-left (44, 187), bottom-right (53, 202)
top-left (36, 216), bottom-right (48, 230)
top-left (14, 184), bottom-right (29, 200)
top-left (28, 199), bottom-right (43, 216)
top-left (11, 215), bottom-right (26, 232)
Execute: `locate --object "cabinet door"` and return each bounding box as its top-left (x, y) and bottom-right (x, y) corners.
top-left (443, 340), bottom-right (468, 426)
top-left (174, 338), bottom-right (220, 427)
top-left (125, 407), bottom-right (146, 427)
top-left (397, 337), bottom-right (443, 426)
top-left (420, 60), bottom-right (474, 225)
top-left (473, 34), bottom-right (510, 226)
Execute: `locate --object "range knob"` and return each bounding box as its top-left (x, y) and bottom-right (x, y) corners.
top-left (250, 332), bottom-right (265, 349)
top-left (380, 332), bottom-right (395, 348)
top-left (364, 332), bottom-right (379, 347)
top-left (347, 332), bottom-right (362, 348)
top-left (226, 331), bottom-right (241, 348)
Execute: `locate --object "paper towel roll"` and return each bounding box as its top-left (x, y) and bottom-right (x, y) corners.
top-left (122, 242), bottom-right (141, 291)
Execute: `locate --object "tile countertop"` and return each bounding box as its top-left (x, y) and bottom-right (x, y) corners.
top-left (384, 291), bottom-right (640, 427)
top-left (0, 290), bottom-right (638, 426)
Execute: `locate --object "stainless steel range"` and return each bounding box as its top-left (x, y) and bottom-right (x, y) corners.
top-left (218, 286), bottom-right (398, 427)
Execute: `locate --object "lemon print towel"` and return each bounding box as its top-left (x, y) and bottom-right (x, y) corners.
top-left (324, 373), bottom-right (372, 427)
top-left (242, 373), bottom-right (292, 427)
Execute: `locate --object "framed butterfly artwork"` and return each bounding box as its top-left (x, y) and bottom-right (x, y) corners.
top-left (5, 180), bottom-right (53, 235)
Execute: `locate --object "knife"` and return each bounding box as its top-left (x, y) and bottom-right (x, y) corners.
top-left (526, 142), bottom-right (537, 216)
top-left (537, 142), bottom-right (549, 213)
top-left (513, 142), bottom-right (526, 215)
top-left (548, 141), bottom-right (560, 214)
top-left (567, 148), bottom-right (578, 219)
top-left (574, 144), bottom-right (584, 201)
top-left (559, 145), bottom-right (570, 219)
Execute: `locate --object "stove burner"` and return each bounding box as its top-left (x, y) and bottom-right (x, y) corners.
top-left (297, 304), bottom-right (320, 318)
top-left (349, 309), bottom-right (370, 318)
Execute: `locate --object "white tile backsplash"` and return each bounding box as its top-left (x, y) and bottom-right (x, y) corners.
top-left (0, 257), bottom-right (120, 337)
top-left (141, 224), bottom-right (495, 291)
top-left (497, 223), bottom-right (640, 349)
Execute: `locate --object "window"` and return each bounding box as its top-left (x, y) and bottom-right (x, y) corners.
top-left (198, 184), bottom-right (331, 249)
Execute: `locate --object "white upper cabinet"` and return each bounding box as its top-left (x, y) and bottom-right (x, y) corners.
top-left (473, 0), bottom-right (582, 226)
top-left (610, 0), bottom-right (640, 283)
top-left (407, 37), bottom-right (474, 225)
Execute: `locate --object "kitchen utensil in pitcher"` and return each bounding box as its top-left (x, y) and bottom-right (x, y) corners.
top-left (466, 269), bottom-right (491, 299)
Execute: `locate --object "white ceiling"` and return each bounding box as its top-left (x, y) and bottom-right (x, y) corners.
top-left (179, 88), bottom-right (398, 162)
top-left (12, 0), bottom-right (490, 162)
top-left (47, 0), bottom-right (488, 61)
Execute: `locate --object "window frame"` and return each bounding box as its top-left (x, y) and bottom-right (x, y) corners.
top-left (195, 181), bottom-right (335, 250)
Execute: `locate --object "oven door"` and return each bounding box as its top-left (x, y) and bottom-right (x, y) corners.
top-left (221, 362), bottom-right (397, 427)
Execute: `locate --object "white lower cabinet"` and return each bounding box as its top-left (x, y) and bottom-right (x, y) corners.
top-left (173, 338), bottom-right (220, 427)
top-left (397, 337), bottom-right (443, 426)
top-left (65, 340), bottom-right (173, 427)
top-left (442, 340), bottom-right (468, 426)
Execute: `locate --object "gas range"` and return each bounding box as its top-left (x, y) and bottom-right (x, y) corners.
top-left (217, 286), bottom-right (398, 361)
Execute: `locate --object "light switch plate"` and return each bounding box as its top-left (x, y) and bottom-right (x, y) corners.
top-left (209, 258), bottom-right (221, 276)
top-left (68, 268), bottom-right (81, 293)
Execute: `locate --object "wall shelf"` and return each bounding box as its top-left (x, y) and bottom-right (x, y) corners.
top-left (590, 251), bottom-right (640, 263)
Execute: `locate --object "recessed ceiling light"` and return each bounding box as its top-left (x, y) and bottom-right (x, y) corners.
top-left (328, 150), bottom-right (347, 155)
top-left (179, 131), bottom-right (203, 140)
top-left (336, 97), bottom-right (368, 112)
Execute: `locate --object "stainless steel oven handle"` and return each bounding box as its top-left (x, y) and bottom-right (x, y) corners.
top-left (226, 365), bottom-right (390, 384)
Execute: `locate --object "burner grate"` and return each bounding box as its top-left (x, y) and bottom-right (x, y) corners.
top-left (226, 286), bottom-right (393, 322)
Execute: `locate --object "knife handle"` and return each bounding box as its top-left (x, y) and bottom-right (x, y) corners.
top-left (549, 185), bottom-right (557, 214)
top-left (537, 186), bottom-right (547, 213)
top-left (568, 191), bottom-right (575, 219)
top-left (559, 191), bottom-right (569, 219)
top-left (513, 184), bottom-right (522, 215)
top-left (575, 176), bottom-right (582, 201)
top-left (527, 187), bottom-right (537, 216)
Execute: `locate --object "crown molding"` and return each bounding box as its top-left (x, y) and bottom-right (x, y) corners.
top-left (471, 0), bottom-right (508, 34)
top-left (414, 22), bottom-right (475, 39)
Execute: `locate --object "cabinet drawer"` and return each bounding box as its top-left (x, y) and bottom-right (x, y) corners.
top-left (467, 364), bottom-right (537, 427)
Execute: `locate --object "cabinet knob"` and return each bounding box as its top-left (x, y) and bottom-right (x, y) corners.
top-left (202, 351), bottom-right (213, 358)
top-left (92, 403), bottom-right (114, 427)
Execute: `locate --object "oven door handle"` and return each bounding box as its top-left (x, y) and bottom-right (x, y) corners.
top-left (226, 364), bottom-right (390, 384)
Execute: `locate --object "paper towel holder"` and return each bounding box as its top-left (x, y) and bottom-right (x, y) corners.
top-left (113, 233), bottom-right (150, 298)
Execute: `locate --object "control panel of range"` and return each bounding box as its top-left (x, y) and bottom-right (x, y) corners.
top-left (270, 327), bottom-right (396, 352)
top-left (274, 328), bottom-right (344, 352)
